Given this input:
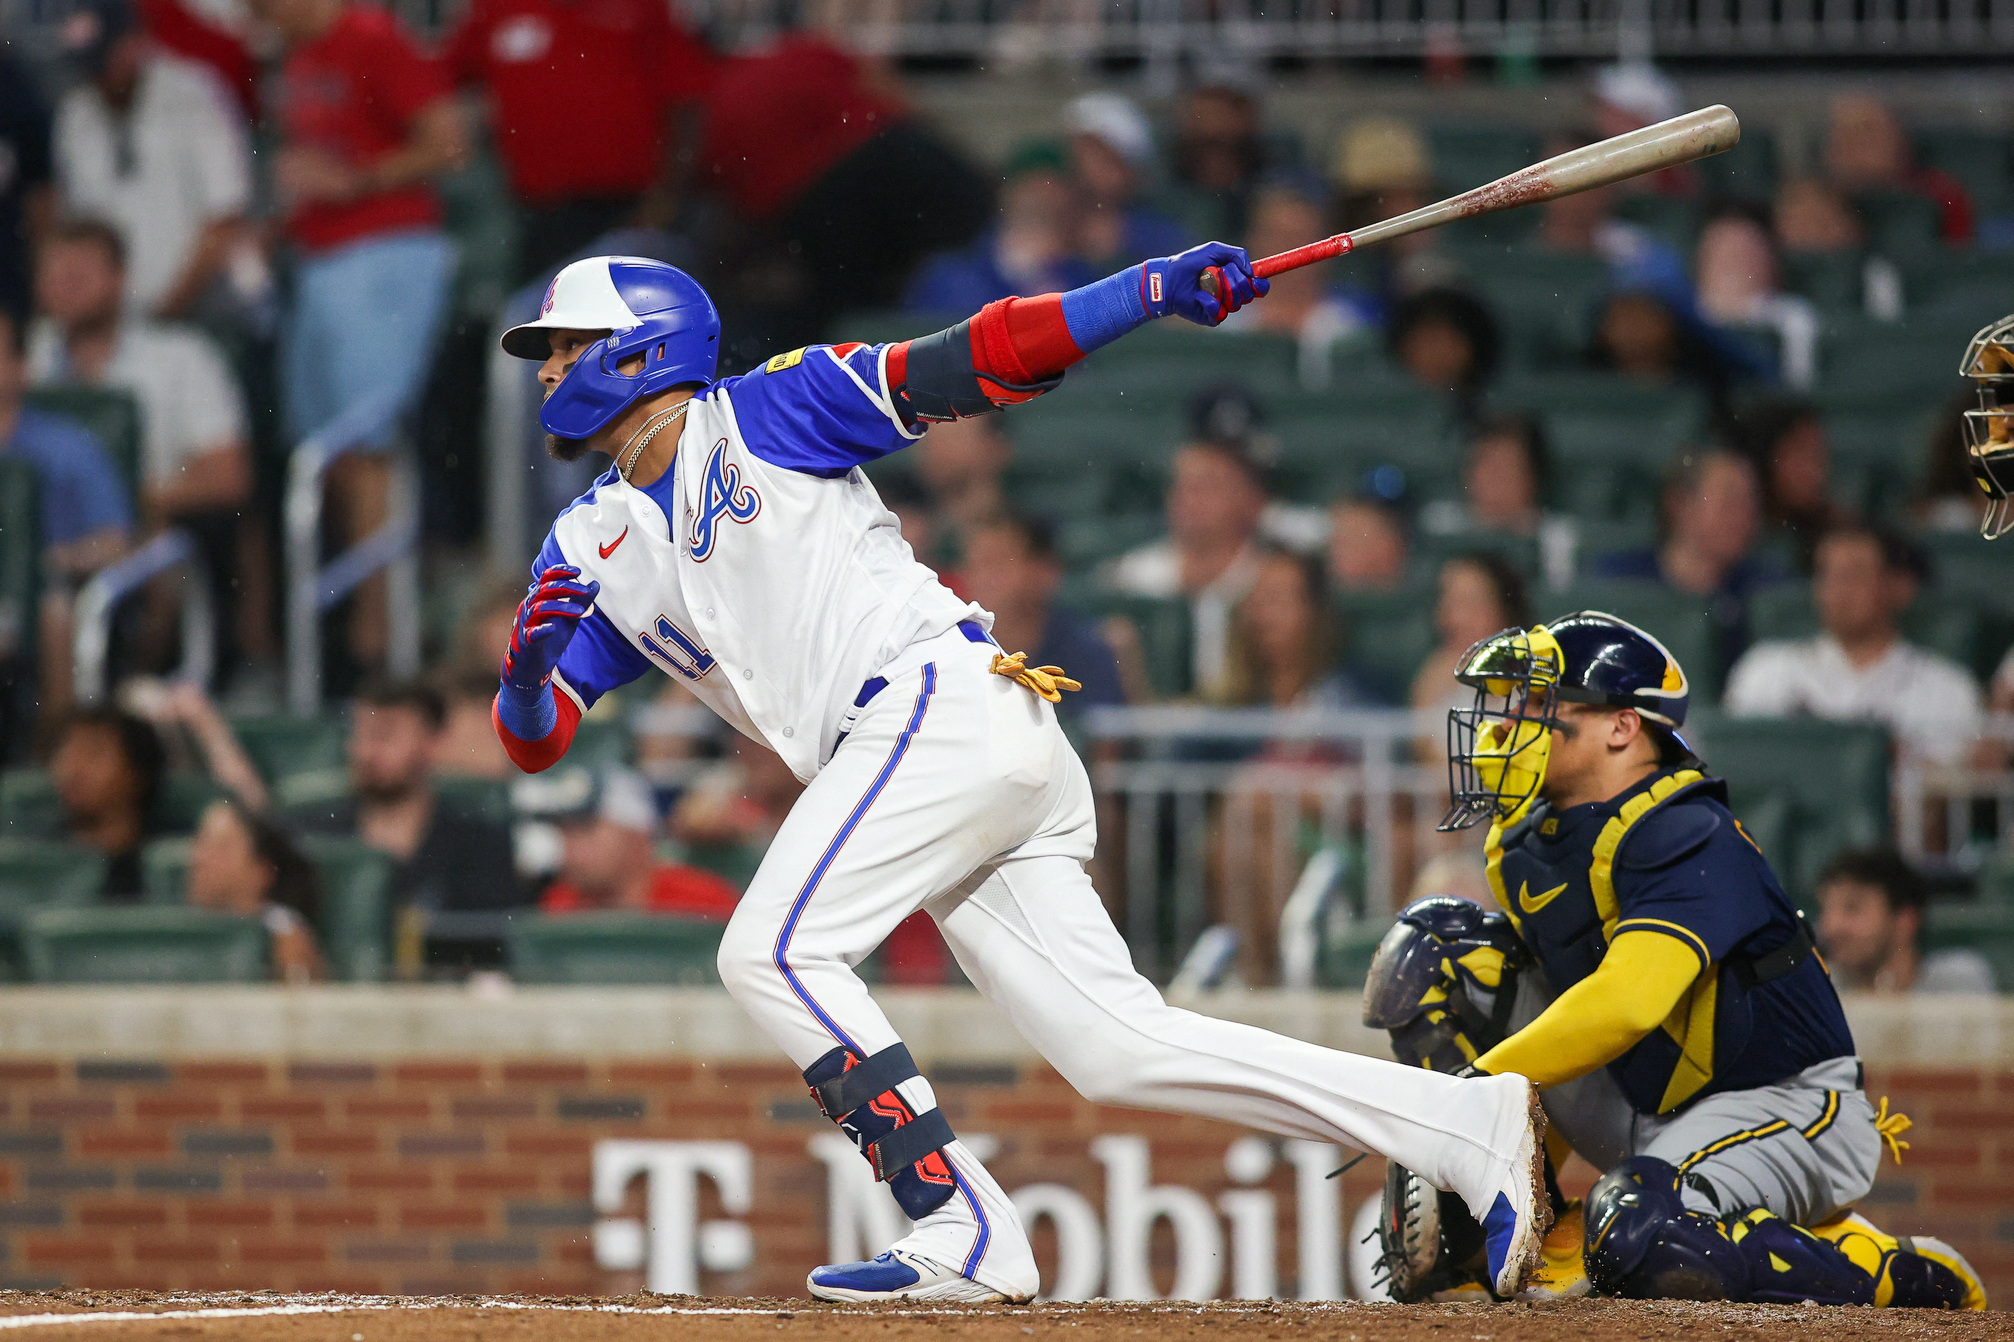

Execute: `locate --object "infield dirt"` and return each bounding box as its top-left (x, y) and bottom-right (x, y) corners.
top-left (0, 1294), bottom-right (2000, 1341)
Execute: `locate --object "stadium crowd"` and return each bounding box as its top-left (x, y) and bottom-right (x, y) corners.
top-left (0, 0), bottom-right (2010, 988)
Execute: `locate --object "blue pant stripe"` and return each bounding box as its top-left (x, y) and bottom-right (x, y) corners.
top-left (771, 663), bottom-right (939, 1053)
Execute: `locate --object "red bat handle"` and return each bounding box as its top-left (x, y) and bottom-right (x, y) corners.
top-left (1252, 233), bottom-right (1354, 279)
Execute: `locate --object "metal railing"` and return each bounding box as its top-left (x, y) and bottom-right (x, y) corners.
top-left (284, 399), bottom-right (423, 714)
top-left (1084, 705), bottom-right (1453, 980)
top-left (1896, 714), bottom-right (2014, 872)
top-left (70, 529), bottom-right (215, 705)
top-left (669, 0), bottom-right (2014, 57)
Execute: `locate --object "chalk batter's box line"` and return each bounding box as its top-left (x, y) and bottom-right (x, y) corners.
top-left (0, 1300), bottom-right (1307, 1330)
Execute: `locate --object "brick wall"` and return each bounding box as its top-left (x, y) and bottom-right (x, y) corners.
top-left (0, 1053), bottom-right (2005, 1302)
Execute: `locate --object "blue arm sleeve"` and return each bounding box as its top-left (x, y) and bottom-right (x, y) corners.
top-left (725, 344), bottom-right (919, 477)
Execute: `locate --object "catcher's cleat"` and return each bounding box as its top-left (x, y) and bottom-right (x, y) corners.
top-left (806, 1249), bottom-right (1023, 1303)
top-left (1515, 1200), bottom-right (1591, 1301)
top-left (1806, 1211), bottom-right (1988, 1311)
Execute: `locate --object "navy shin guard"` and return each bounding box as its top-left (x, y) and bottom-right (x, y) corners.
top-left (805, 1044), bottom-right (959, 1219)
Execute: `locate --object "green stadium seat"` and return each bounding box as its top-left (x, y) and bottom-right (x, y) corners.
top-left (1468, 255), bottom-right (1613, 369)
top-left (569, 716), bottom-right (638, 771)
top-left (23, 386), bottom-right (143, 501)
top-left (228, 714), bottom-right (350, 790)
top-left (1781, 251), bottom-right (1869, 315)
top-left (1061, 593), bottom-right (1193, 700)
top-left (1922, 902), bottom-right (2014, 991)
top-left (1413, 531), bottom-right (1541, 584)
top-left (1852, 190), bottom-right (1944, 260)
top-left (22, 905), bottom-right (268, 983)
top-left (1697, 127), bottom-right (1777, 205)
top-left (140, 836), bottom-right (193, 904)
top-left (0, 768), bottom-right (61, 840)
top-left (1316, 919), bottom-right (1387, 990)
top-left (437, 148), bottom-right (520, 320)
top-left (507, 911), bottom-right (723, 986)
top-left (1818, 313), bottom-right (1972, 400)
top-left (1427, 124), bottom-right (1542, 196)
top-left (434, 774), bottom-right (512, 823)
top-left (302, 837), bottom-right (393, 982)
top-left (1053, 513), bottom-right (1162, 571)
top-left (1613, 195), bottom-right (1703, 252)
top-left (0, 459), bottom-right (36, 678)
top-left (829, 309), bottom-right (963, 346)
top-left (1548, 580), bottom-right (1725, 703)
top-left (1899, 252), bottom-right (2014, 312)
top-left (1686, 713), bottom-right (1890, 903)
top-left (1334, 583), bottom-right (1438, 706)
top-left (153, 771), bottom-right (227, 833)
top-left (0, 839), bottom-right (105, 979)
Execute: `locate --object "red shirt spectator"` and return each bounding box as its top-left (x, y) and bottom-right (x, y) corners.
top-left (541, 863), bottom-right (741, 921)
top-left (271, 4), bottom-right (449, 252)
top-left (698, 34), bottom-right (904, 221)
top-left (447, 0), bottom-right (714, 206)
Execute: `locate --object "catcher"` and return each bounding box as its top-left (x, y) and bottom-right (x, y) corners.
top-left (1365, 611), bottom-right (1986, 1308)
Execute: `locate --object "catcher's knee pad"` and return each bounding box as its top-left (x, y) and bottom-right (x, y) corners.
top-left (804, 1043), bottom-right (959, 1219)
top-left (1584, 1157), bottom-right (1752, 1300)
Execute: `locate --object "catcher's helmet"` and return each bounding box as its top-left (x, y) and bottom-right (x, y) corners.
top-left (1961, 312), bottom-right (2014, 539)
top-left (502, 256), bottom-right (720, 440)
top-left (1439, 610), bottom-right (1694, 832)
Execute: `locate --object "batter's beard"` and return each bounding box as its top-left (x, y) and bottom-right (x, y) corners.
top-left (546, 432), bottom-right (592, 462)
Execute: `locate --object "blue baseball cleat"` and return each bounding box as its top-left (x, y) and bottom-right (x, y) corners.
top-left (1478, 1078), bottom-right (1552, 1298)
top-left (806, 1249), bottom-right (1018, 1303)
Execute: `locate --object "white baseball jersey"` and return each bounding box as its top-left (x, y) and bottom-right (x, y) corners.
top-left (537, 341), bottom-right (983, 780)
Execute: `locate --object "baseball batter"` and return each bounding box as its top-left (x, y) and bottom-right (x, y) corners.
top-left (490, 247), bottom-right (1549, 1303)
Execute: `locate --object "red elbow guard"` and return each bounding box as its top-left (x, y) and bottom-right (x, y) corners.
top-left (492, 687), bottom-right (581, 773)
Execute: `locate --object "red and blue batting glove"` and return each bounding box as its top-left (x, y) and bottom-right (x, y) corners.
top-left (501, 564), bottom-right (599, 694)
top-left (1142, 241), bottom-right (1269, 327)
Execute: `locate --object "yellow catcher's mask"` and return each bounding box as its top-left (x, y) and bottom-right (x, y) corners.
top-left (1439, 624), bottom-right (1564, 832)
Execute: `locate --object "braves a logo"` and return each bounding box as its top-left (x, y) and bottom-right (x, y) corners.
top-left (688, 439), bottom-right (761, 561)
top-left (539, 278), bottom-right (557, 316)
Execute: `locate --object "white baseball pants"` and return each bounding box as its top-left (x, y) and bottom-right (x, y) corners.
top-left (716, 627), bottom-right (1532, 1298)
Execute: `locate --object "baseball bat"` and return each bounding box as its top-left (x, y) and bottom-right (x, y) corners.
top-left (1203, 104), bottom-right (1741, 298)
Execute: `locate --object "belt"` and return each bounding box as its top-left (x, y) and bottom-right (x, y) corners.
top-left (832, 620), bottom-right (993, 752)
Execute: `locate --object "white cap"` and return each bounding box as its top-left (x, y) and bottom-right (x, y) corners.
top-left (1594, 62), bottom-right (1680, 127)
top-left (1065, 92), bottom-right (1156, 166)
top-left (511, 764), bottom-right (658, 835)
top-left (501, 257), bottom-right (647, 359)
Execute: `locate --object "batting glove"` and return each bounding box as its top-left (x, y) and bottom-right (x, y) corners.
top-left (1142, 241), bottom-right (1269, 328)
top-left (501, 564), bottom-right (599, 693)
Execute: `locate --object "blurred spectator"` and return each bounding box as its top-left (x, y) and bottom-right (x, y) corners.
top-left (1387, 286), bottom-right (1498, 409)
top-left (1534, 137), bottom-right (1692, 310)
top-left (0, 52), bottom-right (54, 319)
top-left (1102, 439), bottom-right (1268, 691)
top-left (1594, 448), bottom-right (1784, 666)
top-left (1326, 493), bottom-right (1410, 593)
top-left (672, 734), bottom-right (802, 887)
top-left (1164, 83), bottom-right (1267, 243)
top-left (253, 0), bottom-right (466, 671)
top-left (446, 0), bottom-right (715, 280)
top-left (1723, 524), bottom-right (1982, 767)
top-left (31, 218), bottom-right (257, 671)
top-left (1409, 552), bottom-right (1530, 717)
top-left (696, 33), bottom-right (990, 350)
top-left (876, 471), bottom-right (959, 590)
top-left (1063, 92), bottom-right (1189, 270)
top-left (1775, 177), bottom-right (1865, 255)
top-left (1590, 63), bottom-right (1696, 197)
top-left (1730, 398), bottom-right (1850, 568)
top-left (1419, 415), bottom-right (1577, 588)
top-left (1589, 290), bottom-right (1739, 409)
top-left (52, 0), bottom-right (253, 319)
top-left (1693, 207), bottom-right (1819, 390)
top-left (1814, 848), bottom-right (1994, 994)
top-left (122, 676), bottom-right (269, 811)
top-left (1183, 380), bottom-right (1324, 554)
top-left (185, 797), bottom-right (324, 982)
top-left (289, 679), bottom-right (526, 933)
top-left (434, 580), bottom-right (526, 779)
top-left (1914, 389), bottom-right (1987, 534)
top-left (1207, 548), bottom-right (1364, 709)
top-left (905, 147), bottom-right (1095, 315)
top-left (50, 706), bottom-right (163, 899)
top-left (518, 764), bottom-right (740, 919)
top-left (1218, 182), bottom-right (1374, 388)
top-left (961, 512), bottom-right (1124, 723)
top-left (1330, 116), bottom-right (1448, 295)
top-left (0, 307), bottom-right (132, 726)
top-left (1824, 94), bottom-right (1972, 245)
top-left (913, 414), bottom-right (1012, 550)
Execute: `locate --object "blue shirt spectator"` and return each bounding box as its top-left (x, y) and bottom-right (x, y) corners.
top-left (0, 307), bottom-right (133, 572)
top-left (960, 512), bottom-right (1125, 726)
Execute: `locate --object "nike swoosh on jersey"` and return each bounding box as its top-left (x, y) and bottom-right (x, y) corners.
top-left (1518, 880), bottom-right (1570, 916)
top-left (599, 527), bottom-right (629, 559)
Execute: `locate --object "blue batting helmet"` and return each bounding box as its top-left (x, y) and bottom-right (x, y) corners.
top-left (502, 256), bottom-right (720, 440)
